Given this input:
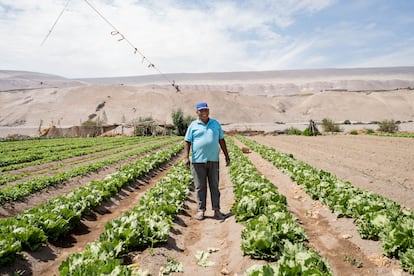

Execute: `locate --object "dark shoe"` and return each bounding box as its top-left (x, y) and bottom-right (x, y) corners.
top-left (195, 211), bottom-right (205, 220)
top-left (214, 211), bottom-right (226, 220)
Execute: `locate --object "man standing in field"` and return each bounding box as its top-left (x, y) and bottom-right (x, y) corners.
top-left (184, 102), bottom-right (230, 221)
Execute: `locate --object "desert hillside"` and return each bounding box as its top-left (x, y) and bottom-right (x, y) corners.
top-left (1, 67), bottom-right (414, 136)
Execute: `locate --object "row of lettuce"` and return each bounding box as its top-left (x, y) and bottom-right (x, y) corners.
top-left (227, 138), bottom-right (333, 275)
top-left (0, 137), bottom-right (101, 153)
top-left (59, 160), bottom-right (193, 274)
top-left (0, 137), bottom-right (171, 185)
top-left (0, 142), bottom-right (184, 266)
top-left (0, 137), bottom-right (180, 205)
top-left (237, 135), bottom-right (414, 274)
top-left (0, 140), bottom-right (146, 185)
top-left (370, 132), bottom-right (414, 138)
top-left (0, 136), bottom-right (167, 171)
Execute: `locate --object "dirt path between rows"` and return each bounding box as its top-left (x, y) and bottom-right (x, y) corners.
top-left (130, 148), bottom-right (263, 275)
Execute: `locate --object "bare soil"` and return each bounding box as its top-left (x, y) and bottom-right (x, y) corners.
top-left (1, 134), bottom-right (413, 275)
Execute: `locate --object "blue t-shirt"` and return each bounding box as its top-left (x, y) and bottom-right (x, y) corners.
top-left (184, 118), bottom-right (224, 163)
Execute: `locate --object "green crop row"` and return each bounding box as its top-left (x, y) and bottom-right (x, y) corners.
top-left (59, 161), bottom-right (193, 275)
top-left (0, 137), bottom-right (166, 185)
top-left (0, 136), bottom-right (143, 154)
top-left (0, 142), bottom-right (184, 266)
top-left (0, 136), bottom-right (162, 171)
top-left (370, 132), bottom-right (414, 138)
top-left (227, 138), bottom-right (332, 275)
top-left (0, 137), bottom-right (124, 166)
top-left (0, 137), bottom-right (180, 205)
top-left (238, 135), bottom-right (414, 274)
top-left (0, 137), bottom-right (94, 153)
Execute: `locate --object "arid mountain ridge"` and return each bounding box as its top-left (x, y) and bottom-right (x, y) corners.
top-left (0, 66), bottom-right (414, 136)
top-left (1, 66), bottom-right (414, 95)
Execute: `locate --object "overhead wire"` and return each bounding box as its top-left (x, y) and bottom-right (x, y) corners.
top-left (41, 0), bottom-right (72, 46)
top-left (42, 0), bottom-right (180, 92)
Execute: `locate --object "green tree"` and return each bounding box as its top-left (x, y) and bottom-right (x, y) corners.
top-left (285, 127), bottom-right (302, 135)
top-left (302, 119), bottom-right (320, 136)
top-left (378, 119), bottom-right (399, 133)
top-left (321, 118), bottom-right (342, 132)
top-left (134, 116), bottom-right (153, 136)
top-left (172, 109), bottom-right (194, 136)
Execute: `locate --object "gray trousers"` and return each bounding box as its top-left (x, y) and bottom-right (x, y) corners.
top-left (192, 161), bottom-right (220, 211)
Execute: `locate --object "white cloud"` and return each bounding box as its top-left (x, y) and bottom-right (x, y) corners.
top-left (0, 0), bottom-right (412, 78)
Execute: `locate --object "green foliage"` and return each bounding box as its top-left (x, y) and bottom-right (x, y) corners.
top-left (400, 248), bottom-right (414, 273)
top-left (302, 120), bottom-right (320, 136)
top-left (275, 242), bottom-right (332, 275)
top-left (0, 138), bottom-right (183, 265)
top-left (81, 120), bottom-right (97, 127)
top-left (302, 128), bottom-right (315, 136)
top-left (349, 130), bottom-right (358, 135)
top-left (0, 138), bottom-right (179, 205)
top-left (380, 214), bottom-right (414, 258)
top-left (321, 118), bottom-right (342, 132)
top-left (241, 214), bottom-right (307, 260)
top-left (134, 116), bottom-right (154, 136)
top-left (59, 161), bottom-right (193, 274)
top-left (365, 128), bottom-right (375, 134)
top-left (285, 127), bottom-right (302, 135)
top-left (171, 109), bottom-right (194, 136)
top-left (343, 255), bottom-right (363, 268)
top-left (160, 256), bottom-right (184, 274)
top-left (377, 119), bottom-right (399, 133)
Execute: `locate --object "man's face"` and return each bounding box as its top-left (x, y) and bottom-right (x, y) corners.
top-left (197, 108), bottom-right (209, 121)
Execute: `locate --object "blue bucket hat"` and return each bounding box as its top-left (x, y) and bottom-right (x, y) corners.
top-left (196, 102), bottom-right (209, 110)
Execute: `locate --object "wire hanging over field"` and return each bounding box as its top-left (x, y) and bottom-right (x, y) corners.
top-left (41, 0), bottom-right (72, 46)
top-left (42, 0), bottom-right (180, 92)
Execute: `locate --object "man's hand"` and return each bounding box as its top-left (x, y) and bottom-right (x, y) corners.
top-left (184, 156), bottom-right (191, 168)
top-left (225, 157), bottom-right (230, 167)
top-left (184, 141), bottom-right (191, 168)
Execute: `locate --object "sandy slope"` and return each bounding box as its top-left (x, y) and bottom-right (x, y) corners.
top-left (1, 86), bottom-right (414, 134)
top-left (1, 67), bottom-right (414, 137)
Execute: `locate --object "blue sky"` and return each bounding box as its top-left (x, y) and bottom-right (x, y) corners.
top-left (0, 0), bottom-right (413, 78)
